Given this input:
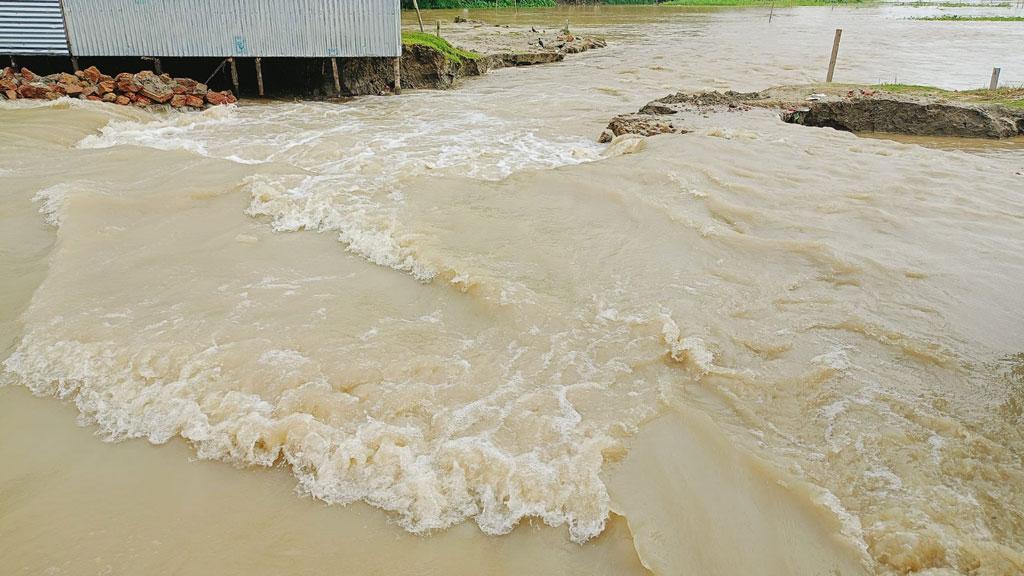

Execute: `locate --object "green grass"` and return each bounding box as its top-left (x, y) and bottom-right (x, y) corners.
top-left (914, 14), bottom-right (1024, 20)
top-left (872, 83), bottom-right (1024, 108)
top-left (662, 0), bottom-right (864, 6)
top-left (402, 31), bottom-right (481, 63)
top-left (874, 83), bottom-right (947, 93)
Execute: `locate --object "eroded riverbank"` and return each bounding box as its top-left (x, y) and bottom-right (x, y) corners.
top-left (601, 83), bottom-right (1024, 141)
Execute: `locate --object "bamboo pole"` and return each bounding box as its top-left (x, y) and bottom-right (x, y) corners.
top-left (229, 57), bottom-right (240, 95)
top-left (393, 57), bottom-right (401, 95)
top-left (826, 29), bottom-right (842, 83)
top-left (255, 57), bottom-right (264, 97)
top-left (331, 57), bottom-right (341, 95)
top-left (412, 0), bottom-right (424, 33)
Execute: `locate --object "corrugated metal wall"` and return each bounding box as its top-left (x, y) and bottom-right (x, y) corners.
top-left (62, 0), bottom-right (401, 58)
top-left (0, 0), bottom-right (70, 55)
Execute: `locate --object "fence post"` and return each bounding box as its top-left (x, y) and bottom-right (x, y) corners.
top-left (255, 57), bottom-right (264, 97)
top-left (393, 57), bottom-right (401, 95)
top-left (412, 0), bottom-right (424, 33)
top-left (331, 57), bottom-right (341, 95)
top-left (989, 67), bottom-right (1001, 90)
top-left (229, 57), bottom-right (240, 95)
top-left (826, 29), bottom-right (842, 83)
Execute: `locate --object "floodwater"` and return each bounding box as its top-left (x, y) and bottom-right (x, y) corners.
top-left (2, 5), bottom-right (1023, 576)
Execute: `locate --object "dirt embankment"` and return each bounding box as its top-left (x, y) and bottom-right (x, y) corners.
top-left (601, 85), bottom-right (1024, 141)
top-left (343, 22), bottom-right (606, 95)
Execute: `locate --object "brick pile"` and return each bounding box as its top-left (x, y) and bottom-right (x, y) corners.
top-left (0, 65), bottom-right (236, 109)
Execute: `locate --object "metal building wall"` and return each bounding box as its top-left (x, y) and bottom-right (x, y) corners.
top-left (62, 0), bottom-right (401, 58)
top-left (0, 0), bottom-right (70, 55)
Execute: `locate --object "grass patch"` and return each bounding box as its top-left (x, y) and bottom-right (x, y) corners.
top-left (402, 31), bottom-right (481, 63)
top-left (662, 0), bottom-right (864, 5)
top-left (872, 83), bottom-right (1024, 107)
top-left (914, 15), bottom-right (1024, 20)
top-left (874, 83), bottom-right (949, 94)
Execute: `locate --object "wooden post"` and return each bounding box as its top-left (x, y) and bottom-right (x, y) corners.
top-left (229, 57), bottom-right (240, 95)
top-left (153, 58), bottom-right (162, 75)
top-left (70, 56), bottom-right (79, 72)
top-left (255, 57), bottom-right (264, 96)
top-left (8, 55), bottom-right (15, 69)
top-left (436, 20), bottom-right (441, 38)
top-left (393, 57), bottom-right (401, 95)
top-left (412, 0), bottom-right (424, 33)
top-left (826, 29), bottom-right (842, 83)
top-left (769, 2), bottom-right (775, 23)
top-left (331, 57), bottom-right (341, 95)
top-left (989, 67), bottom-right (1001, 90)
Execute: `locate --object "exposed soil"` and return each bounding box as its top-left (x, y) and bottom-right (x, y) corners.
top-left (601, 84), bottom-right (1024, 141)
top-left (342, 22), bottom-right (606, 96)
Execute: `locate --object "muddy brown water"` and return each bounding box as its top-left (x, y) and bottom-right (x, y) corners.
top-left (2, 5), bottom-right (1023, 576)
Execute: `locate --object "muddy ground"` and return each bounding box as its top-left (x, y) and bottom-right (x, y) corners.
top-left (602, 84), bottom-right (1024, 140)
top-left (343, 20), bottom-right (606, 95)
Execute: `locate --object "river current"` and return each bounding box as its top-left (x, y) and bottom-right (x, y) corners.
top-left (1, 4), bottom-right (1023, 575)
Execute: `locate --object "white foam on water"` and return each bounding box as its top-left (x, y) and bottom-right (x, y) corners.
top-left (660, 314), bottom-right (716, 375)
top-left (3, 317), bottom-right (653, 543)
top-left (77, 106), bottom-right (240, 159)
top-left (75, 100), bottom-right (602, 283)
top-left (32, 183), bottom-right (72, 227)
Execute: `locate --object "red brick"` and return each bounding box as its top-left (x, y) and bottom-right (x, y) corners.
top-left (82, 66), bottom-right (102, 83)
top-left (141, 87), bottom-right (172, 104)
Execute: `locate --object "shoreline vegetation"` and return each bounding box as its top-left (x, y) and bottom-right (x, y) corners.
top-left (402, 31), bottom-right (482, 63)
top-left (872, 83), bottom-right (1024, 107)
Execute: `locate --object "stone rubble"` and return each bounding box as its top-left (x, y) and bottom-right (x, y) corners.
top-left (0, 65), bottom-right (236, 110)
